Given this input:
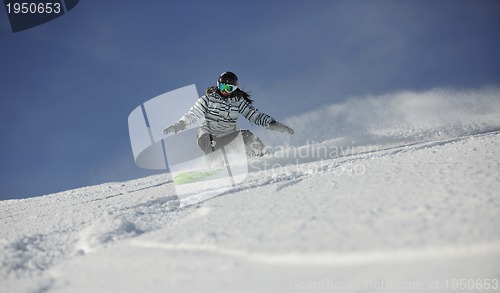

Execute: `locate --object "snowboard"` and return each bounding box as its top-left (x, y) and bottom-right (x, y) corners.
top-left (173, 168), bottom-right (224, 185)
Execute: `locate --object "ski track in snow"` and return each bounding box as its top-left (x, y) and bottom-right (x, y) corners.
top-left (1, 129), bottom-right (500, 292)
top-left (131, 240), bottom-right (500, 267)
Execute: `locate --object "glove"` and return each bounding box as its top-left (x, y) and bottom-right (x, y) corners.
top-left (163, 120), bottom-right (186, 135)
top-left (268, 121), bottom-right (294, 134)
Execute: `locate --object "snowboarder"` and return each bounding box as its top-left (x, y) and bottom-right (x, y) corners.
top-left (163, 71), bottom-right (294, 156)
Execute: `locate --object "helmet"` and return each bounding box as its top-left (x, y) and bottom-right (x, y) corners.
top-left (218, 71), bottom-right (238, 86)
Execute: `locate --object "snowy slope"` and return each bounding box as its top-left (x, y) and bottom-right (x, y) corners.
top-left (1, 88), bottom-right (500, 293)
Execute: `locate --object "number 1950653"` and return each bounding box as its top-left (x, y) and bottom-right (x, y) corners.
top-left (6, 2), bottom-right (62, 14)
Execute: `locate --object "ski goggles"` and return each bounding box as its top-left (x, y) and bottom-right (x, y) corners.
top-left (218, 82), bottom-right (237, 93)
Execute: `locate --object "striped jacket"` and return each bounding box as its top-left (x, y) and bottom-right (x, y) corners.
top-left (180, 86), bottom-right (275, 138)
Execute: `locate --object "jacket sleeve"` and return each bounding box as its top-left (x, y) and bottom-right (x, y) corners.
top-left (239, 99), bottom-right (275, 127)
top-left (179, 95), bottom-right (208, 126)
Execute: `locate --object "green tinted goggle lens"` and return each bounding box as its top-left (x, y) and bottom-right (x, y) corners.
top-left (219, 83), bottom-right (237, 93)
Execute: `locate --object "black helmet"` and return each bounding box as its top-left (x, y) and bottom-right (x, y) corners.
top-left (218, 71), bottom-right (238, 86)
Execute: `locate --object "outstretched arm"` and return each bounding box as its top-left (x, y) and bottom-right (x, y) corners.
top-left (164, 95), bottom-right (208, 135)
top-left (239, 100), bottom-right (294, 134)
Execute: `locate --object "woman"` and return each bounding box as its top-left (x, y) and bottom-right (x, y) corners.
top-left (163, 71), bottom-right (294, 156)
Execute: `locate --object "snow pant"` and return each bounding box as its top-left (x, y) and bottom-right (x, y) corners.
top-left (197, 130), bottom-right (265, 155)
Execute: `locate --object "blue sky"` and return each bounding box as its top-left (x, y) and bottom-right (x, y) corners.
top-left (1, 0), bottom-right (499, 200)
